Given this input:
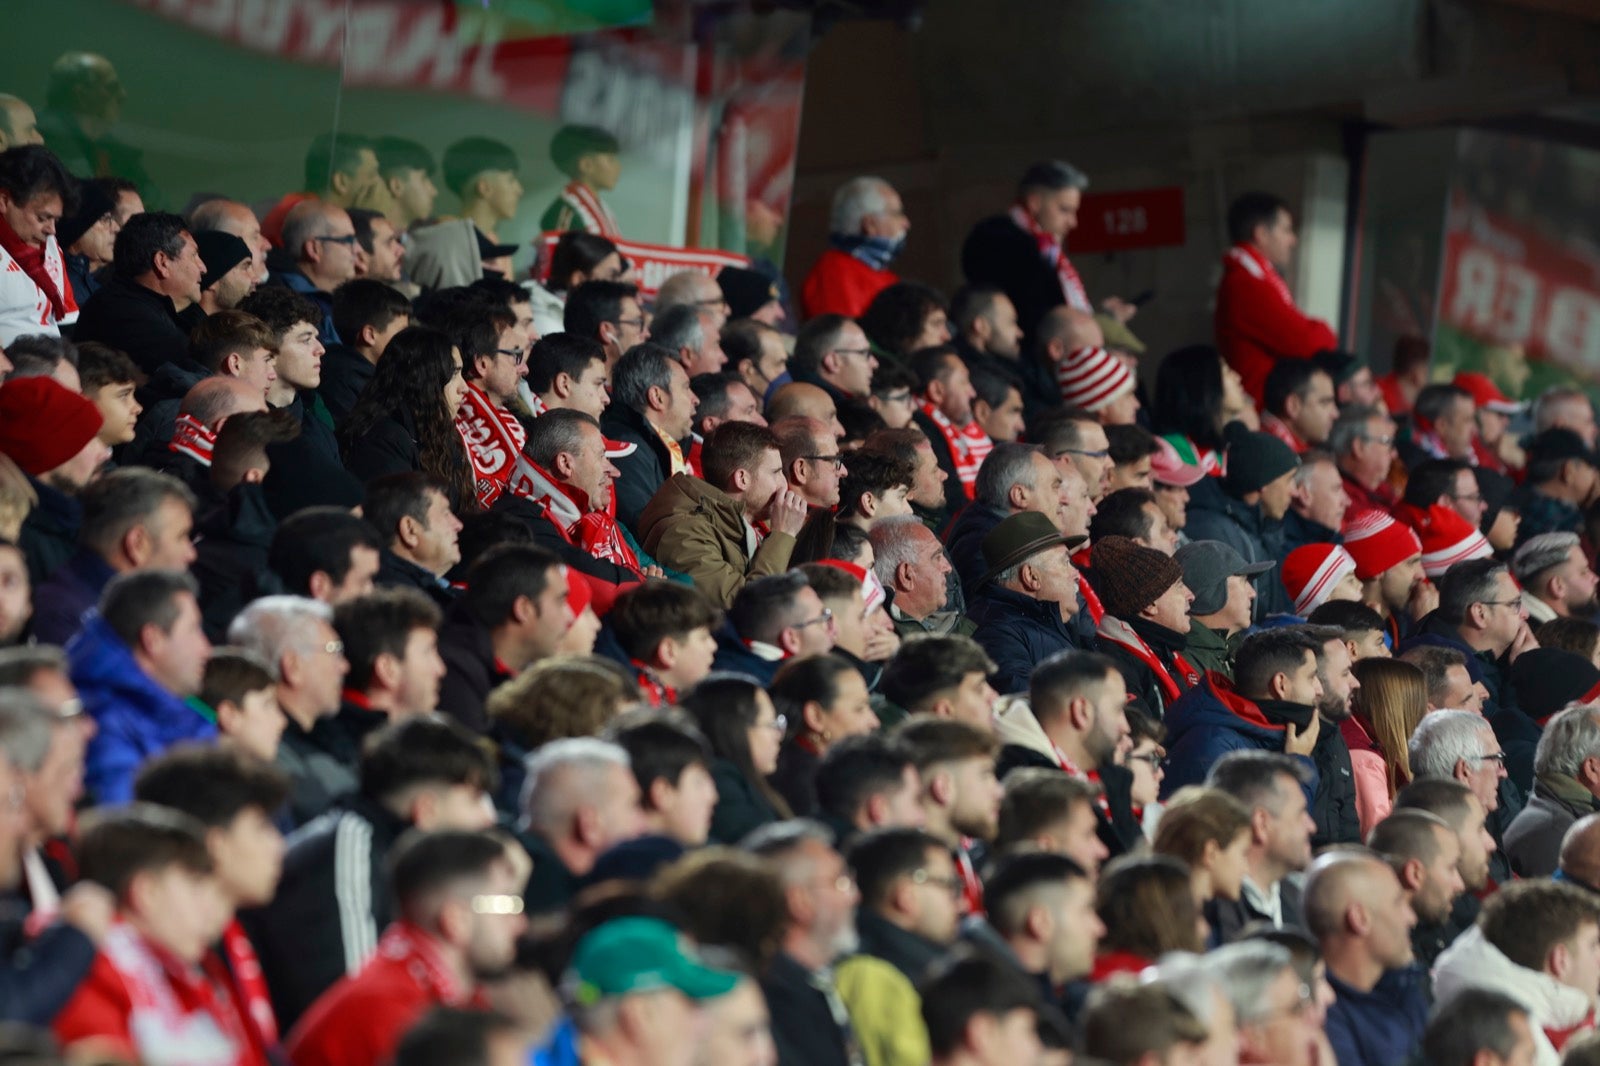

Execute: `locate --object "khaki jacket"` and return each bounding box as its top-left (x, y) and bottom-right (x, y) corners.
top-left (637, 473), bottom-right (796, 608)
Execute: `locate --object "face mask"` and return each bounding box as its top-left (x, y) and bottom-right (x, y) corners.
top-left (833, 232), bottom-right (905, 271)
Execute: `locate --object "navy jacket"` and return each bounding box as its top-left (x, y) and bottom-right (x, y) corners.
top-left (945, 502), bottom-right (1006, 605)
top-left (68, 614), bottom-right (217, 804)
top-left (970, 584), bottom-right (1082, 695)
top-left (1161, 674), bottom-right (1318, 807)
top-left (600, 403), bottom-right (677, 533)
top-left (709, 622), bottom-right (784, 688)
top-left (29, 549), bottom-right (115, 646)
top-left (0, 892), bottom-right (96, 1026)
top-left (1183, 477), bottom-right (1290, 619)
top-left (18, 477), bottom-right (80, 587)
top-left (1324, 967), bottom-right (1429, 1066)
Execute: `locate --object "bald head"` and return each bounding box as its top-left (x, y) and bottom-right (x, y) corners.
top-left (767, 382), bottom-right (843, 439)
top-left (1035, 306), bottom-right (1104, 361)
top-left (281, 201), bottom-right (357, 288)
top-left (0, 95), bottom-right (42, 150)
top-left (1303, 849), bottom-right (1403, 939)
top-left (180, 376), bottom-right (268, 429)
top-left (1560, 813), bottom-right (1600, 890)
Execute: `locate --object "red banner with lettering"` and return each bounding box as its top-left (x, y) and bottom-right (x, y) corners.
top-left (1438, 191), bottom-right (1600, 378)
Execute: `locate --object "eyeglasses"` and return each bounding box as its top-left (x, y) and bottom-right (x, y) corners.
top-left (1450, 492), bottom-right (1483, 504)
top-left (1055, 448), bottom-right (1110, 459)
top-left (1477, 598), bottom-right (1522, 610)
top-left (880, 389), bottom-right (913, 404)
top-left (496, 347), bottom-right (527, 365)
top-left (613, 316), bottom-right (645, 330)
top-left (910, 869), bottom-right (965, 897)
top-left (1360, 433), bottom-right (1396, 447)
top-left (758, 713), bottom-right (788, 734)
top-left (1126, 752), bottom-right (1164, 769)
top-left (803, 454), bottom-right (846, 469)
top-left (793, 607), bottom-right (835, 631)
top-left (692, 297), bottom-right (730, 312)
top-left (470, 894), bottom-right (525, 915)
top-left (814, 874), bottom-right (856, 895)
top-left (1472, 751), bottom-right (1508, 764)
top-left (834, 346), bottom-right (874, 359)
top-left (319, 640), bottom-right (345, 655)
top-left (314, 234), bottom-right (361, 247)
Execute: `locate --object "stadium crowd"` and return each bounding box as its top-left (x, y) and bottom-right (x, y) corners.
top-left (2, 67), bottom-right (1600, 1066)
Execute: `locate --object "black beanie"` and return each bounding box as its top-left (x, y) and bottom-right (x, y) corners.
top-left (1509, 648), bottom-right (1600, 723)
top-left (1221, 421), bottom-right (1300, 497)
top-left (57, 180), bottom-right (117, 251)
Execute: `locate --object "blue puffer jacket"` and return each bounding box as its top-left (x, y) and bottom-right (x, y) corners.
top-left (970, 585), bottom-right (1084, 695)
top-left (1160, 673), bottom-right (1318, 806)
top-left (68, 614), bottom-right (216, 805)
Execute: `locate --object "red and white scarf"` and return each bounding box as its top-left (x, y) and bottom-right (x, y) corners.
top-left (553, 182), bottom-right (620, 238)
top-left (1260, 412), bottom-right (1307, 454)
top-left (919, 400), bottom-right (988, 500)
top-left (506, 454), bottom-right (643, 578)
top-left (0, 215), bottom-right (75, 324)
top-left (1227, 244), bottom-right (1296, 309)
top-left (632, 662), bottom-right (677, 708)
top-left (455, 381), bottom-right (527, 509)
top-left (956, 840), bottom-right (984, 916)
top-left (206, 920), bottom-right (277, 1055)
top-left (97, 921), bottom-right (251, 1066)
top-left (1010, 203), bottom-right (1091, 313)
top-left (1050, 742), bottom-right (1114, 821)
top-left (170, 413), bottom-right (216, 467)
top-left (1095, 614), bottom-right (1200, 709)
top-left (373, 922), bottom-right (474, 1006)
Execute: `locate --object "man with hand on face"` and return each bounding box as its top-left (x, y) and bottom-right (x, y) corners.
top-left (1302, 624), bottom-right (1362, 847)
top-left (639, 421), bottom-right (807, 608)
top-left (1343, 510), bottom-right (1431, 650)
top-left (1162, 629), bottom-right (1326, 800)
top-left (1407, 558), bottom-right (1537, 730)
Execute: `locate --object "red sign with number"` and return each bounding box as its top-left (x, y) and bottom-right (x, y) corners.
top-left (1068, 186), bottom-right (1187, 255)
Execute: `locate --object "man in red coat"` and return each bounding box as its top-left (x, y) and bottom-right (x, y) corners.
top-left (1214, 191), bottom-right (1338, 403)
top-left (287, 830), bottom-right (528, 1066)
top-left (801, 176), bottom-right (908, 319)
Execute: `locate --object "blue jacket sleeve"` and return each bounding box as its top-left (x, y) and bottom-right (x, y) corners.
top-left (0, 923), bottom-right (97, 1025)
top-left (1161, 729), bottom-right (1254, 798)
top-left (83, 727), bottom-right (139, 807)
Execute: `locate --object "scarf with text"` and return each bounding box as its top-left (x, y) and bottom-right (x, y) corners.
top-left (919, 400), bottom-right (987, 500)
top-left (100, 921), bottom-right (250, 1066)
top-left (0, 213), bottom-right (70, 320)
top-left (1227, 243), bottom-right (1296, 308)
top-left (170, 413), bottom-right (216, 466)
top-left (506, 454), bottom-right (642, 578)
top-left (550, 181), bottom-right (620, 238)
top-left (455, 381), bottom-right (527, 509)
top-left (1010, 203), bottom-right (1091, 313)
top-left (1095, 614), bottom-right (1200, 708)
top-left (207, 920), bottom-right (278, 1052)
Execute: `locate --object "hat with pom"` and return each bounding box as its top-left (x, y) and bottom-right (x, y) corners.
top-left (1281, 543), bottom-right (1358, 616)
top-left (1341, 510), bottom-right (1422, 581)
top-left (1414, 504), bottom-right (1493, 578)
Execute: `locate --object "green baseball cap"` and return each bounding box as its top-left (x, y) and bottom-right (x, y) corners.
top-left (565, 918), bottom-right (740, 1006)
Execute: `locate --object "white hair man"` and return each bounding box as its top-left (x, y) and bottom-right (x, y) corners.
top-left (520, 737), bottom-right (646, 912)
top-left (1503, 704), bottom-right (1600, 878)
top-left (1512, 532), bottom-right (1599, 624)
top-left (801, 176), bottom-right (909, 319)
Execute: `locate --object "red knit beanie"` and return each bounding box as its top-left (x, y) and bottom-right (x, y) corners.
top-left (0, 377), bottom-right (104, 476)
top-left (1414, 504), bottom-right (1493, 578)
top-left (1281, 543), bottom-right (1358, 616)
top-left (1341, 510), bottom-right (1422, 581)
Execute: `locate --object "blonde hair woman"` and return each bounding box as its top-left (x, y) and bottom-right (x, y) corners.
top-left (1342, 658), bottom-right (1427, 835)
top-left (1152, 786), bottom-right (1253, 922)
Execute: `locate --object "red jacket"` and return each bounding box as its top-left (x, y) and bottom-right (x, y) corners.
top-left (1214, 244), bottom-right (1338, 402)
top-left (288, 925), bottom-right (481, 1066)
top-left (801, 248), bottom-right (897, 319)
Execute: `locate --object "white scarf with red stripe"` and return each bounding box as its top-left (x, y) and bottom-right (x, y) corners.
top-left (919, 400), bottom-right (988, 500)
top-left (1010, 203), bottom-right (1091, 313)
top-left (1095, 613), bottom-right (1200, 710)
top-left (98, 921), bottom-right (249, 1066)
top-left (554, 182), bottom-right (620, 238)
top-left (506, 454), bottom-right (643, 578)
top-left (1227, 244), bottom-right (1296, 308)
top-left (170, 413), bottom-right (216, 467)
top-left (455, 381), bottom-right (527, 509)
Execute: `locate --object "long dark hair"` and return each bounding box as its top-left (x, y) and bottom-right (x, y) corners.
top-left (341, 324), bottom-right (474, 513)
top-left (549, 232), bottom-right (619, 293)
top-left (1152, 344), bottom-right (1230, 451)
top-left (681, 672), bottom-right (793, 819)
